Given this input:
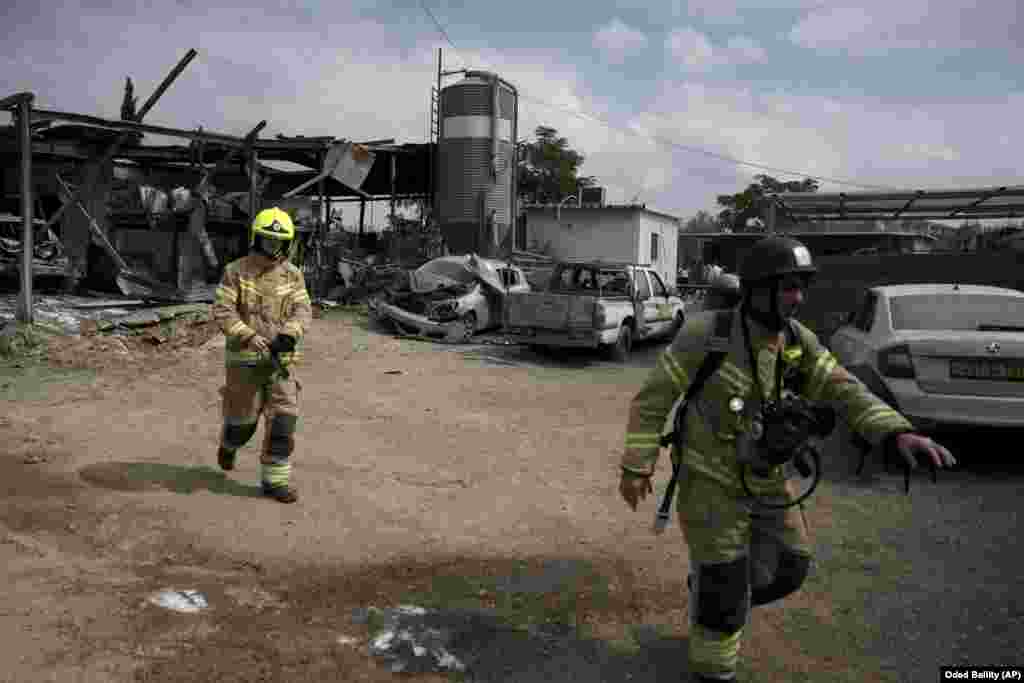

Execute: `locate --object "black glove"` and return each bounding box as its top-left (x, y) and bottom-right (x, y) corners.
top-left (269, 334), bottom-right (296, 354)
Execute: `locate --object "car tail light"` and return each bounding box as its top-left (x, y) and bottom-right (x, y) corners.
top-left (594, 303), bottom-right (606, 329)
top-left (878, 344), bottom-right (916, 379)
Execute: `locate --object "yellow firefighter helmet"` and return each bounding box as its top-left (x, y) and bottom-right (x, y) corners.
top-left (250, 207), bottom-right (296, 247)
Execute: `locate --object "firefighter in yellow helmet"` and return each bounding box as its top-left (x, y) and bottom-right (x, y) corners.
top-left (211, 207), bottom-right (312, 503)
top-left (618, 236), bottom-right (957, 681)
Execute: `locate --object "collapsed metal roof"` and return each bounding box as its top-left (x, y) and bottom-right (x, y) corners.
top-left (772, 186), bottom-right (1024, 222)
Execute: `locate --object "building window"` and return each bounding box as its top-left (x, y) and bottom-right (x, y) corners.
top-left (650, 233), bottom-right (660, 262)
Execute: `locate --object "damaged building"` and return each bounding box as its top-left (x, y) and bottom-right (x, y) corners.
top-left (0, 49), bottom-right (434, 313)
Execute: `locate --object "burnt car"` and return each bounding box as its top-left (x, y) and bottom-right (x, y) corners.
top-left (369, 254), bottom-right (530, 341)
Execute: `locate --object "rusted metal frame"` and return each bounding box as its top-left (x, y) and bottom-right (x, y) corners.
top-left (780, 187), bottom-right (1024, 204)
top-left (947, 186), bottom-right (1008, 219)
top-left (790, 204), bottom-right (1024, 218)
top-left (891, 190), bottom-right (924, 219)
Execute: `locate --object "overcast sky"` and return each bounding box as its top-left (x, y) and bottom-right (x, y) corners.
top-left (3, 0), bottom-right (1022, 221)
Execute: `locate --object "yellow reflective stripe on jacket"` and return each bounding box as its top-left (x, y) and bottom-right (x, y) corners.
top-left (238, 277), bottom-right (298, 299)
top-left (804, 352), bottom-right (838, 400)
top-left (215, 285), bottom-right (237, 305)
top-left (625, 432), bottom-right (662, 448)
top-left (660, 351), bottom-right (689, 391)
top-left (226, 320), bottom-right (253, 339)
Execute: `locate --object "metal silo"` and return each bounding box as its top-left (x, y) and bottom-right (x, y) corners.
top-left (437, 71), bottom-right (518, 257)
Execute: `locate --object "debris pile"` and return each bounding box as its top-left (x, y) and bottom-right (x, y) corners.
top-left (0, 214), bottom-right (69, 279)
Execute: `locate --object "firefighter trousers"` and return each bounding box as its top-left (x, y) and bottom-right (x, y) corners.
top-left (677, 470), bottom-right (812, 680)
top-left (219, 365), bottom-right (301, 471)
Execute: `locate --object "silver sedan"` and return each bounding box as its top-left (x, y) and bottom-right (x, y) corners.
top-left (829, 283), bottom-right (1024, 433)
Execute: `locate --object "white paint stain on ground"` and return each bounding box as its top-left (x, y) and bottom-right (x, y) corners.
top-left (147, 589), bottom-right (208, 614)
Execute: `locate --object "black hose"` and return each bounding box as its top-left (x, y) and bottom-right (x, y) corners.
top-left (740, 447), bottom-right (821, 510)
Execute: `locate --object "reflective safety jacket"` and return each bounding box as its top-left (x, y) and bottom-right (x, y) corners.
top-left (212, 254), bottom-right (313, 369)
top-left (622, 309), bottom-right (914, 495)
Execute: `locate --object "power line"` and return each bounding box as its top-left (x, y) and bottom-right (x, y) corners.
top-left (416, 0), bottom-right (904, 192)
top-left (417, 0), bottom-right (466, 69)
top-left (517, 93), bottom-right (900, 190)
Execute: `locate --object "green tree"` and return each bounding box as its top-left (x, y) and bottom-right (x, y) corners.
top-left (682, 209), bottom-right (719, 233)
top-left (716, 174), bottom-right (819, 232)
top-left (517, 126), bottom-right (597, 204)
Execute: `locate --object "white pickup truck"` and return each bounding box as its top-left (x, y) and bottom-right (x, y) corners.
top-left (503, 261), bottom-right (686, 361)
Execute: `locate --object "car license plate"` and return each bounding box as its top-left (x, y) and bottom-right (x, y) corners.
top-left (949, 359), bottom-right (1024, 381)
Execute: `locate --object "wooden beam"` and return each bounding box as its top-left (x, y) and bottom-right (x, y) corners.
top-left (14, 96), bottom-right (34, 324)
top-left (31, 108), bottom-right (247, 147)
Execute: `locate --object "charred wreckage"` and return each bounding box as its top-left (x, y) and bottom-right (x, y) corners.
top-left (0, 48), bottom-right (433, 325)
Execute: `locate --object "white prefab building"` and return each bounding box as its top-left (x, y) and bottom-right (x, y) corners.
top-left (522, 205), bottom-right (680, 288)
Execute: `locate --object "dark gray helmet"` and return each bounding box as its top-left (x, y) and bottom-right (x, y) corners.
top-left (739, 236), bottom-right (817, 287)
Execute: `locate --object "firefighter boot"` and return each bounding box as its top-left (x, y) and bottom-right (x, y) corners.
top-left (262, 481), bottom-right (299, 504)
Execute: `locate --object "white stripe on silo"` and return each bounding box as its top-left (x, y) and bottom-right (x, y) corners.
top-left (443, 116), bottom-right (512, 142)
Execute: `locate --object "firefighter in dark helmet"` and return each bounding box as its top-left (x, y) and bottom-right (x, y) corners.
top-left (619, 235), bottom-right (956, 681)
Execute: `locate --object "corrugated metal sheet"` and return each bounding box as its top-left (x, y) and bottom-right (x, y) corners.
top-left (441, 80), bottom-right (515, 119)
top-left (438, 140), bottom-right (513, 225)
top-left (441, 83), bottom-right (493, 117)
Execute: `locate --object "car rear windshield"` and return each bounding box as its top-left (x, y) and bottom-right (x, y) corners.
top-left (552, 267), bottom-right (631, 294)
top-left (890, 293), bottom-right (1024, 331)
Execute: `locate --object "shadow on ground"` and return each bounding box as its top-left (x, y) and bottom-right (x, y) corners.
top-left (79, 461), bottom-right (262, 497)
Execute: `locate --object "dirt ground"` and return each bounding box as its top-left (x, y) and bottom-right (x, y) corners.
top-left (1, 309), bottom-right (1020, 682)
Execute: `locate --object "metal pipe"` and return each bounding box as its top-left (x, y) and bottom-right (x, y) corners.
top-left (136, 48), bottom-right (198, 121)
top-left (15, 95), bottom-right (35, 324)
top-left (490, 74), bottom-right (499, 180)
top-left (248, 147), bottom-right (258, 220)
top-left (775, 187), bottom-right (1022, 203)
top-left (511, 85), bottom-right (518, 251)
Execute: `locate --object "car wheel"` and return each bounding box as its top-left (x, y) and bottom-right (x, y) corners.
top-left (606, 324), bottom-right (633, 362)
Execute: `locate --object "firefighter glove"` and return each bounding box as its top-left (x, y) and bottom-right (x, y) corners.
top-left (269, 334), bottom-right (297, 354)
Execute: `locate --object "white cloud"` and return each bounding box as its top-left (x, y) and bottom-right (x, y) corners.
top-left (628, 80), bottom-right (1023, 213)
top-left (725, 35), bottom-right (767, 63)
top-left (666, 28), bottom-right (768, 70)
top-left (592, 18), bottom-right (648, 64)
top-left (666, 28), bottom-right (717, 70)
top-left (790, 0), bottom-right (1023, 56)
top-left (2, 0), bottom-right (1021, 221)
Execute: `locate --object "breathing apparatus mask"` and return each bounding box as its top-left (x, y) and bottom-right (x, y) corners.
top-left (254, 233), bottom-right (289, 260)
